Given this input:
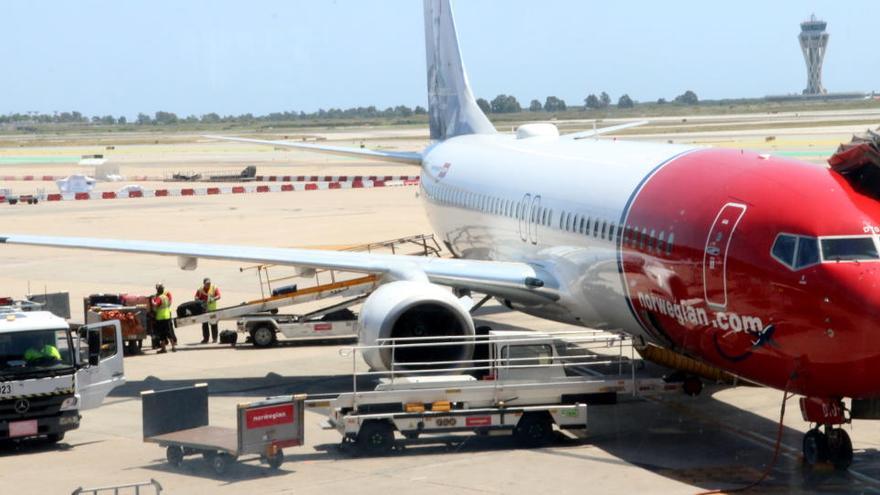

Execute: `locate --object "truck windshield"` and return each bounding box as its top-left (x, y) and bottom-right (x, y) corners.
top-left (0, 328), bottom-right (74, 375)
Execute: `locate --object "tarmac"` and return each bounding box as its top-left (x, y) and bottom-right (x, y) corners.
top-left (2, 111), bottom-right (880, 494)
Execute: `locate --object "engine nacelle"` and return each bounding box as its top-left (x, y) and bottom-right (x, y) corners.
top-left (358, 281), bottom-right (475, 371)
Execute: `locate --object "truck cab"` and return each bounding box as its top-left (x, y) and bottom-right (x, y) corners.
top-left (0, 305), bottom-right (124, 443)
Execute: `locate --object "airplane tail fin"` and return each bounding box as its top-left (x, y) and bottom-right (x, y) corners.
top-left (424, 0), bottom-right (496, 141)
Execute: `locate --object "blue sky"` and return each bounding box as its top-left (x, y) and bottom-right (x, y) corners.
top-left (1, 1), bottom-right (876, 117)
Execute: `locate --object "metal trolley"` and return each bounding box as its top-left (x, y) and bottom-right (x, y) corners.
top-left (141, 384), bottom-right (304, 475)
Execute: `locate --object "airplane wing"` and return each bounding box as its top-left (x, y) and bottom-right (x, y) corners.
top-left (561, 121), bottom-right (649, 140)
top-left (0, 235), bottom-right (558, 303)
top-left (204, 135), bottom-right (422, 165)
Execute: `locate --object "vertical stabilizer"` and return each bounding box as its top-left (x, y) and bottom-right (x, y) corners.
top-left (424, 0), bottom-right (496, 141)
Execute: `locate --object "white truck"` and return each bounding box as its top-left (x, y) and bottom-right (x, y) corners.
top-left (0, 304), bottom-right (125, 443)
top-left (313, 330), bottom-right (679, 454)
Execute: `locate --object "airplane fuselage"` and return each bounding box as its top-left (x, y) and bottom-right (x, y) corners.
top-left (421, 133), bottom-right (880, 400)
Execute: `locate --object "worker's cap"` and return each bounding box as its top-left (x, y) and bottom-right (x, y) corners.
top-left (155, 283), bottom-right (164, 290)
top-left (203, 277), bottom-right (211, 284)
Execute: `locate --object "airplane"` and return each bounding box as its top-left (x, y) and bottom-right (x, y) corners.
top-left (3, 0), bottom-right (879, 470)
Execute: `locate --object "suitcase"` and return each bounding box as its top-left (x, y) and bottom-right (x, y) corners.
top-left (177, 300), bottom-right (206, 318)
top-left (219, 330), bottom-right (238, 345)
top-left (271, 284), bottom-right (298, 297)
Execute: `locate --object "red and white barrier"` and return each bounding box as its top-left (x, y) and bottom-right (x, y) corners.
top-left (2, 174), bottom-right (420, 183)
top-left (3, 178), bottom-right (420, 204)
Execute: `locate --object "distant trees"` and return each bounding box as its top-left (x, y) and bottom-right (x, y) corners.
top-left (154, 111), bottom-right (179, 125)
top-left (674, 90), bottom-right (699, 105)
top-left (414, 105), bottom-right (427, 115)
top-left (599, 92), bottom-right (611, 108)
top-left (136, 113), bottom-right (152, 125)
top-left (476, 98), bottom-right (491, 114)
top-left (529, 99), bottom-right (543, 112)
top-left (490, 94), bottom-right (521, 113)
top-left (617, 94), bottom-right (634, 109)
top-left (657, 98), bottom-right (668, 105)
top-left (584, 94), bottom-right (600, 109)
top-left (543, 96), bottom-right (566, 112)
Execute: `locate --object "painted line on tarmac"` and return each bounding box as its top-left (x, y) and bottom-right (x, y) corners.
top-left (645, 395), bottom-right (880, 492)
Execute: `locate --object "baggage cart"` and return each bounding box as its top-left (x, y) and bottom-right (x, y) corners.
top-left (141, 384), bottom-right (305, 475)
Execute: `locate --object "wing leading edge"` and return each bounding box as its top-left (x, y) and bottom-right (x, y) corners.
top-left (0, 234), bottom-right (558, 303)
top-left (204, 135), bottom-right (422, 165)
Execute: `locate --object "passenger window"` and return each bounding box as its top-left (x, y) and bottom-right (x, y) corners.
top-left (601, 221), bottom-right (607, 240)
top-left (593, 219), bottom-right (599, 238)
top-left (579, 217), bottom-right (585, 234)
top-left (585, 217), bottom-right (591, 235)
top-left (566, 213), bottom-right (572, 231)
top-left (657, 231), bottom-right (666, 253)
top-left (649, 229), bottom-right (656, 251)
top-left (610, 223), bottom-right (617, 242)
top-left (616, 224), bottom-right (623, 242)
top-left (796, 237), bottom-right (820, 268)
top-left (772, 234), bottom-right (797, 267)
top-left (640, 228), bottom-right (647, 250)
top-left (666, 233), bottom-right (674, 255)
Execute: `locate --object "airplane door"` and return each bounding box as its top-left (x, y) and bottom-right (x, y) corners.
top-left (518, 193), bottom-right (531, 242)
top-left (528, 195), bottom-right (541, 245)
top-left (703, 203), bottom-right (747, 309)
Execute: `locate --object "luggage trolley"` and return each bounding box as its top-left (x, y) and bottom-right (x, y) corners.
top-left (141, 384), bottom-right (304, 475)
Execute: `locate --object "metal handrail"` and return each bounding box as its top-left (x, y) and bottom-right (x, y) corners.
top-left (71, 478), bottom-right (163, 495)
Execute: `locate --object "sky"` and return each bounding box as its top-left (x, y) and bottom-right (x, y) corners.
top-left (1, 0), bottom-right (877, 118)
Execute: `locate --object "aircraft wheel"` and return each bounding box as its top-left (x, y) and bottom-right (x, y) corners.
top-left (803, 428), bottom-right (829, 466)
top-left (827, 428), bottom-right (853, 470)
top-left (683, 376), bottom-right (703, 397)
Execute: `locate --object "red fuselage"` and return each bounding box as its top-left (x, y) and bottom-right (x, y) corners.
top-left (623, 148), bottom-right (880, 399)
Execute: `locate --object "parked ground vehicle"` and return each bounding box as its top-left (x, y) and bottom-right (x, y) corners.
top-left (237, 309), bottom-right (358, 348)
top-left (0, 301), bottom-right (125, 443)
top-left (84, 294), bottom-right (151, 354)
top-left (142, 384), bottom-right (304, 475)
top-left (312, 330), bottom-right (680, 454)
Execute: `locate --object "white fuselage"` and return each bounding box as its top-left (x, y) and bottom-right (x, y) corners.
top-left (420, 133), bottom-right (696, 341)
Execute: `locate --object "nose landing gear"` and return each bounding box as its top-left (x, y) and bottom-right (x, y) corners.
top-left (800, 397), bottom-right (853, 470)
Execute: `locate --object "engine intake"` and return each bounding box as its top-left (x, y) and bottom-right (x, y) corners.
top-left (358, 281), bottom-right (475, 371)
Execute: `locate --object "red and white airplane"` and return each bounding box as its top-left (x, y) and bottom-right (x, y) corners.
top-left (3, 0), bottom-right (878, 468)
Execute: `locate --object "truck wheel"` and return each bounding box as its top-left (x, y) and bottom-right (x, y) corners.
top-left (166, 445), bottom-right (184, 467)
top-left (356, 420), bottom-right (395, 455)
top-left (514, 413), bottom-right (554, 448)
top-left (251, 326), bottom-right (277, 348)
top-left (212, 453), bottom-right (233, 476)
top-left (267, 448), bottom-right (284, 469)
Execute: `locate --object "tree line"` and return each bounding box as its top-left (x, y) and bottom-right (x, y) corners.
top-left (478, 90), bottom-right (699, 114)
top-left (0, 91), bottom-right (700, 126)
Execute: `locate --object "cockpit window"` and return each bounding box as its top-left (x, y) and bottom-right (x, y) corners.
top-left (796, 237), bottom-right (820, 268)
top-left (772, 234), bottom-right (797, 266)
top-left (772, 234), bottom-right (820, 269)
top-left (821, 237), bottom-right (879, 262)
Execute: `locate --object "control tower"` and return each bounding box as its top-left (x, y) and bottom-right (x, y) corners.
top-left (799, 15), bottom-right (829, 95)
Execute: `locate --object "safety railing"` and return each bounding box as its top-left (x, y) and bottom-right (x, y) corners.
top-left (336, 330), bottom-right (642, 410)
top-left (71, 479), bottom-right (162, 495)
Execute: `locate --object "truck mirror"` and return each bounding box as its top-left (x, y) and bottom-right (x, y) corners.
top-left (88, 330), bottom-right (101, 366)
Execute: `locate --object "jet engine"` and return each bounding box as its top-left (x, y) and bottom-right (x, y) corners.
top-left (358, 281), bottom-right (475, 371)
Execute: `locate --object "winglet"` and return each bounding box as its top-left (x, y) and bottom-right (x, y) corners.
top-left (424, 0), bottom-right (496, 141)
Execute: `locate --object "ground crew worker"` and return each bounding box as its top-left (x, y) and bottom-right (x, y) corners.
top-left (151, 283), bottom-right (177, 353)
top-left (24, 343), bottom-right (62, 364)
top-left (195, 277), bottom-right (221, 343)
